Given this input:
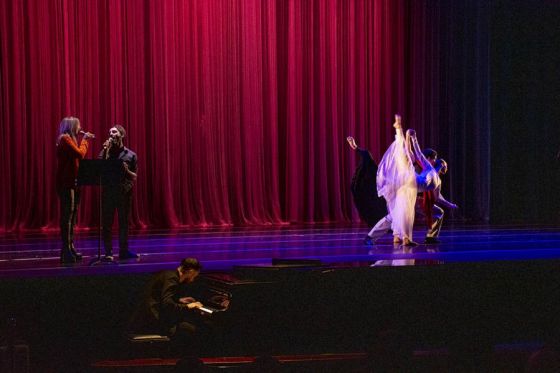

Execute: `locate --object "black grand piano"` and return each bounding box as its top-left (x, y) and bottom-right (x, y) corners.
top-left (190, 260), bottom-right (357, 356)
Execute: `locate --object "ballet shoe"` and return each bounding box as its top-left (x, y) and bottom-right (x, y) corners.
top-left (424, 237), bottom-right (441, 244)
top-left (403, 238), bottom-right (418, 247)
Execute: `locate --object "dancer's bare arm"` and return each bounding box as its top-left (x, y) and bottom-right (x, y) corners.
top-left (406, 129), bottom-right (432, 170)
top-left (346, 136), bottom-right (358, 151)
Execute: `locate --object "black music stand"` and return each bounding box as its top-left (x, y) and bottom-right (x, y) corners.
top-left (78, 159), bottom-right (123, 266)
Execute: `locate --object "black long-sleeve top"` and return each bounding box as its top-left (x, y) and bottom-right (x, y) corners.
top-left (128, 270), bottom-right (192, 335)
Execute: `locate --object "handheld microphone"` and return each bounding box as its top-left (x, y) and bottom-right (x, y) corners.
top-left (103, 137), bottom-right (114, 149)
top-left (79, 130), bottom-right (95, 138)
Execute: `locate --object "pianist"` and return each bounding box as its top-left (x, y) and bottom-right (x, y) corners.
top-left (127, 258), bottom-right (206, 337)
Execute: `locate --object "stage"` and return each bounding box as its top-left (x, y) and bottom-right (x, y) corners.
top-left (1, 223), bottom-right (560, 278)
top-left (2, 223), bottom-right (560, 371)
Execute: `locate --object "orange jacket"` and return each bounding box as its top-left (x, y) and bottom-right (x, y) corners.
top-left (56, 135), bottom-right (89, 189)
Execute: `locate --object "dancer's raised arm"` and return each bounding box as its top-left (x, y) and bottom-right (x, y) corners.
top-left (406, 129), bottom-right (432, 171)
top-left (346, 136), bottom-right (358, 151)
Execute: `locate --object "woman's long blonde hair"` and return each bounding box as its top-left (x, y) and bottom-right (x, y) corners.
top-left (57, 117), bottom-right (80, 144)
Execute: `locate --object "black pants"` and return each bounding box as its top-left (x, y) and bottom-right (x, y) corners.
top-left (102, 186), bottom-right (132, 255)
top-left (58, 188), bottom-right (80, 250)
top-left (170, 315), bottom-right (216, 356)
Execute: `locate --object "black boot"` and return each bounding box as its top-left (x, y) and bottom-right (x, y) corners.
top-left (70, 241), bottom-right (83, 261)
top-left (60, 247), bottom-right (77, 264)
top-left (119, 249), bottom-right (139, 260)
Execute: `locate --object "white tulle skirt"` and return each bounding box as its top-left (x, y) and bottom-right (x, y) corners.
top-left (376, 132), bottom-right (417, 240)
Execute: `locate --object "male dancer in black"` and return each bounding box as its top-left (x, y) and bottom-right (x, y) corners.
top-left (99, 124), bottom-right (138, 261)
top-left (346, 136), bottom-right (387, 226)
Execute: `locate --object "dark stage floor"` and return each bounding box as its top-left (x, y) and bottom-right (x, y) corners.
top-left (1, 223), bottom-right (560, 278)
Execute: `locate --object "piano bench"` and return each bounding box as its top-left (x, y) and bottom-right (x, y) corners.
top-left (125, 334), bottom-right (172, 359)
top-left (127, 334), bottom-right (171, 343)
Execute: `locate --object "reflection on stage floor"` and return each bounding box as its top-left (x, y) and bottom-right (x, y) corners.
top-left (1, 223), bottom-right (559, 277)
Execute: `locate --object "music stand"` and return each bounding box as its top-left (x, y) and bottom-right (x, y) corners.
top-left (78, 159), bottom-right (123, 266)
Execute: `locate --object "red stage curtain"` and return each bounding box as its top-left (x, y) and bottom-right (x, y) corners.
top-left (0, 0), bottom-right (485, 230)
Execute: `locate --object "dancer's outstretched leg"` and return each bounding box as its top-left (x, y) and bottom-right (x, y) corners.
top-left (364, 214), bottom-right (392, 245)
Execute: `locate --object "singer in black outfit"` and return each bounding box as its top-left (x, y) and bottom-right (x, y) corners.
top-left (99, 124), bottom-right (138, 261)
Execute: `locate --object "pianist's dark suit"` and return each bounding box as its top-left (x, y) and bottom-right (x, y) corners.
top-left (128, 270), bottom-right (196, 336)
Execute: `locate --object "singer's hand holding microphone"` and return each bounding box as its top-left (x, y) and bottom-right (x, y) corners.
top-left (79, 130), bottom-right (95, 140)
top-left (103, 138), bottom-right (114, 149)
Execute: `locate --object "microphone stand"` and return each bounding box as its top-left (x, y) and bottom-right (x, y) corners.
top-left (89, 140), bottom-right (117, 266)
